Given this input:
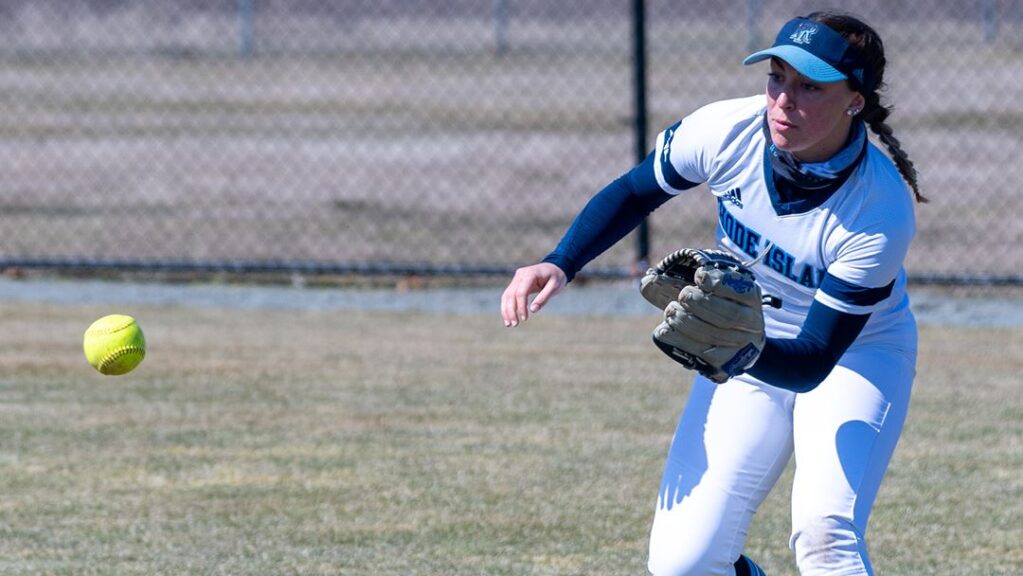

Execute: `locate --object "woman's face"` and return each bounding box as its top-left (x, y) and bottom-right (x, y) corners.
top-left (765, 58), bottom-right (865, 162)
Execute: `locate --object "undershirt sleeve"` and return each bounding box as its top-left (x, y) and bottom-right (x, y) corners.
top-left (746, 299), bottom-right (870, 392)
top-left (542, 152), bottom-right (697, 281)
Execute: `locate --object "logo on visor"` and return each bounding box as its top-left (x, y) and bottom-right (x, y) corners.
top-left (789, 23), bottom-right (818, 45)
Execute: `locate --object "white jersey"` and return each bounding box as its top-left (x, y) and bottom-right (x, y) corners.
top-left (651, 95), bottom-right (916, 351)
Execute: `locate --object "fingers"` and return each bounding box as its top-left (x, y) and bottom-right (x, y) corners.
top-left (693, 267), bottom-right (763, 307)
top-left (530, 272), bottom-right (564, 314)
top-left (500, 279), bottom-right (526, 327)
top-left (501, 274), bottom-right (534, 327)
top-left (676, 286), bottom-right (764, 331)
top-left (663, 301), bottom-right (755, 347)
top-left (651, 318), bottom-right (729, 383)
top-left (500, 263), bottom-right (566, 327)
top-left (639, 272), bottom-right (685, 311)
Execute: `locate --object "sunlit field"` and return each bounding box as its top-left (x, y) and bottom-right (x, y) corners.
top-left (0, 297), bottom-right (1019, 575)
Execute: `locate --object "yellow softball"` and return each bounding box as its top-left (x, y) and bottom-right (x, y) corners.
top-left (83, 314), bottom-right (146, 375)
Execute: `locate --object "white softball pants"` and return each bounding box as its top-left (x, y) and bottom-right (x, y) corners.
top-left (647, 344), bottom-right (916, 576)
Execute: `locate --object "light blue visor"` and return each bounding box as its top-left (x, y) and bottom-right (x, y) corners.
top-left (743, 18), bottom-right (874, 92)
top-left (743, 45), bottom-right (847, 83)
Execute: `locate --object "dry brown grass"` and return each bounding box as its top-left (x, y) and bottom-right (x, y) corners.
top-left (0, 298), bottom-right (1019, 574)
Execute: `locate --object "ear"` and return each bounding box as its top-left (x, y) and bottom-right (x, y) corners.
top-left (844, 92), bottom-right (866, 117)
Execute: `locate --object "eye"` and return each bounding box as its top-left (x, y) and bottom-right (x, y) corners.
top-left (802, 82), bottom-right (820, 91)
top-left (767, 72), bottom-right (782, 82)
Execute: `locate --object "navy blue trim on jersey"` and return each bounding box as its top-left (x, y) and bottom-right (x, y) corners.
top-left (659, 121), bottom-right (701, 191)
top-left (734, 555), bottom-right (767, 576)
top-left (543, 152), bottom-right (674, 281)
top-left (819, 272), bottom-right (895, 306)
top-left (748, 299), bottom-right (870, 392)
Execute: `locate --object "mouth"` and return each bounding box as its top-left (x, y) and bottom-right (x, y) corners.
top-left (772, 117), bottom-right (797, 130)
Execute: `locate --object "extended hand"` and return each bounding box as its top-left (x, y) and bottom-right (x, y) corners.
top-left (500, 262), bottom-right (567, 327)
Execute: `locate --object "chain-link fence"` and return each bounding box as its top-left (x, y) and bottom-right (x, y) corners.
top-left (0, 1), bottom-right (1020, 283)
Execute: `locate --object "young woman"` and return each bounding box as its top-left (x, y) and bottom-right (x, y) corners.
top-left (500, 11), bottom-right (923, 576)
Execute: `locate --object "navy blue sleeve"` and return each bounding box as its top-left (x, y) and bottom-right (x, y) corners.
top-left (542, 152), bottom-right (695, 281)
top-left (746, 299), bottom-right (870, 392)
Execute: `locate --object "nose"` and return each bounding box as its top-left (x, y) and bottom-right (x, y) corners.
top-left (775, 88), bottom-right (795, 110)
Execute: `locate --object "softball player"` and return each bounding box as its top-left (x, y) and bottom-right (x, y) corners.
top-left (501, 11), bottom-right (924, 576)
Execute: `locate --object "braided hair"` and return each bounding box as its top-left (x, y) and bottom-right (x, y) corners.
top-left (808, 11), bottom-right (927, 203)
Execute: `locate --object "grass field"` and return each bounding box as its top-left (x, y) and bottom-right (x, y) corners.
top-left (0, 296), bottom-right (1020, 575)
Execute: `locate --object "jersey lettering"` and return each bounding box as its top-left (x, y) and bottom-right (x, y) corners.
top-left (718, 198), bottom-right (825, 289)
top-left (718, 199), bottom-right (761, 258)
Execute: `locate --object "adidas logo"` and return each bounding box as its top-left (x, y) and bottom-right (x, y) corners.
top-left (723, 187), bottom-right (743, 208)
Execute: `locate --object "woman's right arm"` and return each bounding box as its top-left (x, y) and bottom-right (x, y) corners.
top-left (541, 151), bottom-right (671, 282)
top-left (501, 151), bottom-right (688, 327)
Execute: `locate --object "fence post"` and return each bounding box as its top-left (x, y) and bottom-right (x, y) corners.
top-left (632, 0), bottom-right (650, 273)
top-left (239, 0), bottom-right (255, 57)
top-left (746, 0), bottom-right (762, 51)
top-left (493, 0), bottom-right (508, 55)
top-left (983, 0), bottom-right (998, 43)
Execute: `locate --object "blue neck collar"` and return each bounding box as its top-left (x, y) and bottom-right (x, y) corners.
top-left (761, 120), bottom-right (868, 215)
top-left (766, 120), bottom-right (866, 191)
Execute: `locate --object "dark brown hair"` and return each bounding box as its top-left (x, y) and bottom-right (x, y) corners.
top-left (808, 11), bottom-right (926, 203)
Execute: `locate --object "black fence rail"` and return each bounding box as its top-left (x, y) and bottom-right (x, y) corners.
top-left (0, 1), bottom-right (1020, 284)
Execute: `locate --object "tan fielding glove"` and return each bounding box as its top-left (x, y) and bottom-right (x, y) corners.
top-left (641, 248), bottom-right (774, 383)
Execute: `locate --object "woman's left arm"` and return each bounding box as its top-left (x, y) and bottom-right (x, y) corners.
top-left (750, 181), bottom-right (916, 392)
top-left (746, 300), bottom-right (870, 392)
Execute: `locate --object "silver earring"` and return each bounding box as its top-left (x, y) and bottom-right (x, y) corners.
top-left (847, 108), bottom-right (861, 116)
